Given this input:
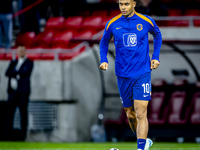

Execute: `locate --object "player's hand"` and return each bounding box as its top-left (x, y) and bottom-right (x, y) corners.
top-left (99, 62), bottom-right (108, 71)
top-left (151, 59), bottom-right (160, 69)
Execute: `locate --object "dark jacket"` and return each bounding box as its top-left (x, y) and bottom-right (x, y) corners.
top-left (5, 58), bottom-right (34, 94)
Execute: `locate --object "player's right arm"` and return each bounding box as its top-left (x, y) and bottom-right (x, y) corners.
top-left (5, 61), bottom-right (18, 77)
top-left (99, 21), bottom-right (113, 70)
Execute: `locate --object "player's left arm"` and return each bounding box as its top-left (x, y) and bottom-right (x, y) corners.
top-left (148, 17), bottom-right (162, 69)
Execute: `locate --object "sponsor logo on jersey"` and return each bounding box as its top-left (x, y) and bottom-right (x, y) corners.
top-left (137, 24), bottom-right (143, 31)
top-left (123, 33), bottom-right (137, 47)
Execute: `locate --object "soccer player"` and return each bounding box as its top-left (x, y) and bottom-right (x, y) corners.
top-left (99, 0), bottom-right (162, 150)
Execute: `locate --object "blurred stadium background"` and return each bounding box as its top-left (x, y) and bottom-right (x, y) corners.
top-left (0, 0), bottom-right (200, 148)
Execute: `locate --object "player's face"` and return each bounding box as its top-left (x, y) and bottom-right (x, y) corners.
top-left (119, 0), bottom-right (136, 17)
top-left (17, 46), bottom-right (26, 58)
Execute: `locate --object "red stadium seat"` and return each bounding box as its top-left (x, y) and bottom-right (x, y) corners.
top-left (167, 91), bottom-right (190, 124)
top-left (194, 20), bottom-right (200, 27)
top-left (148, 92), bottom-right (168, 125)
top-left (152, 79), bottom-right (167, 87)
top-left (52, 31), bottom-right (74, 48)
top-left (81, 16), bottom-right (104, 31)
top-left (173, 78), bottom-right (188, 86)
top-left (165, 9), bottom-right (190, 27)
top-left (0, 53), bottom-right (5, 60)
top-left (101, 16), bottom-right (112, 29)
top-left (63, 16), bottom-right (84, 32)
top-left (73, 29), bottom-right (97, 40)
top-left (104, 108), bottom-right (127, 126)
top-left (34, 31), bottom-right (55, 48)
top-left (195, 81), bottom-right (200, 89)
top-left (110, 9), bottom-right (121, 17)
top-left (167, 20), bottom-right (189, 27)
top-left (167, 9), bottom-right (182, 16)
top-left (45, 17), bottom-right (65, 32)
top-left (152, 78), bottom-right (167, 92)
top-left (14, 32), bottom-right (36, 48)
top-left (190, 92), bottom-right (200, 124)
top-left (92, 10), bottom-right (108, 16)
top-left (184, 9), bottom-right (200, 16)
top-left (0, 53), bottom-right (13, 60)
top-left (172, 78), bottom-right (188, 91)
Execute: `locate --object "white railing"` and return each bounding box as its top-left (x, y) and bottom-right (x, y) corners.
top-left (0, 41), bottom-right (90, 61)
top-left (152, 16), bottom-right (200, 27)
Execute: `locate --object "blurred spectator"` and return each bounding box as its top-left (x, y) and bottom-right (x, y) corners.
top-left (136, 0), bottom-right (168, 16)
top-left (39, 0), bottom-right (61, 19)
top-left (62, 0), bottom-right (86, 17)
top-left (19, 0), bottom-right (40, 34)
top-left (5, 44), bottom-right (33, 141)
top-left (0, 0), bottom-right (13, 49)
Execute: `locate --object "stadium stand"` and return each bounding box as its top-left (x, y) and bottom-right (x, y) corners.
top-left (195, 81), bottom-right (200, 91)
top-left (152, 78), bottom-right (167, 92)
top-left (81, 16), bottom-right (104, 32)
top-left (167, 9), bottom-right (182, 16)
top-left (172, 78), bottom-right (189, 92)
top-left (0, 53), bottom-right (13, 60)
top-left (148, 92), bottom-right (168, 125)
top-left (0, 0), bottom-right (200, 142)
top-left (110, 9), bottom-right (121, 17)
top-left (104, 108), bottom-right (126, 127)
top-left (26, 53), bottom-right (42, 60)
top-left (63, 16), bottom-right (84, 32)
top-left (92, 10), bottom-right (108, 16)
top-left (58, 47), bottom-right (86, 60)
top-left (51, 31), bottom-right (74, 49)
top-left (34, 31), bottom-right (55, 48)
top-left (73, 29), bottom-right (97, 40)
top-left (194, 19), bottom-right (200, 27)
top-left (167, 91), bottom-right (190, 124)
top-left (44, 16), bottom-right (65, 32)
top-left (184, 9), bottom-right (200, 16)
top-left (189, 92), bottom-right (200, 124)
top-left (14, 32), bottom-right (36, 48)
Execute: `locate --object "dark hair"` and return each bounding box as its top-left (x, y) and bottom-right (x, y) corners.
top-left (116, 0), bottom-right (141, 7)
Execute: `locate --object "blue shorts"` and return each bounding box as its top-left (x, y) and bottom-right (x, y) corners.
top-left (117, 72), bottom-right (151, 108)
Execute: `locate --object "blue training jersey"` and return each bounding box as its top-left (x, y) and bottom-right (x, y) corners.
top-left (100, 12), bottom-right (162, 78)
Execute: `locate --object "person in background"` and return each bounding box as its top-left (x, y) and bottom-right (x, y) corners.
top-left (0, 0), bottom-right (13, 49)
top-left (19, 0), bottom-right (40, 34)
top-left (5, 44), bottom-right (33, 141)
top-left (136, 0), bottom-right (168, 16)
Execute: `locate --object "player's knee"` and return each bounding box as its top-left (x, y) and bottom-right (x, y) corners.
top-left (136, 111), bottom-right (146, 120)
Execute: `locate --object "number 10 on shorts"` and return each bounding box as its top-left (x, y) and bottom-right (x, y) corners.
top-left (142, 83), bottom-right (150, 94)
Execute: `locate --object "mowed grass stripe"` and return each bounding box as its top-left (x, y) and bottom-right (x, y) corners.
top-left (1, 148), bottom-right (200, 150)
top-left (0, 142), bottom-right (199, 149)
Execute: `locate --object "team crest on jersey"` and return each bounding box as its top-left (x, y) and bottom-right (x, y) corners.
top-left (137, 24), bottom-right (143, 31)
top-left (123, 33), bottom-right (137, 47)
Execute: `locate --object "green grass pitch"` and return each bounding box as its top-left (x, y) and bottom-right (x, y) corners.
top-left (0, 142), bottom-right (200, 150)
